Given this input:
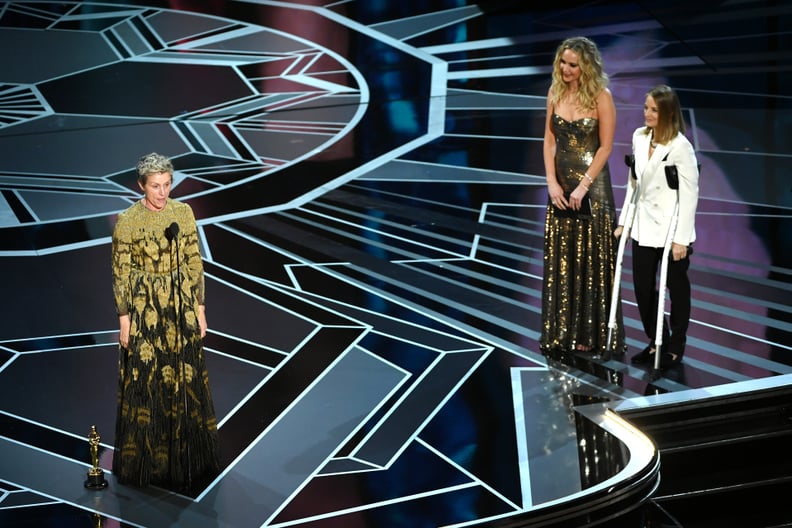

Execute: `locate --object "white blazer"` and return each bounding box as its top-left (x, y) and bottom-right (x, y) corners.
top-left (618, 127), bottom-right (699, 248)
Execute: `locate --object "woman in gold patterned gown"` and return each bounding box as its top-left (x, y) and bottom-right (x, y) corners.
top-left (112, 153), bottom-right (220, 490)
top-left (540, 37), bottom-right (624, 357)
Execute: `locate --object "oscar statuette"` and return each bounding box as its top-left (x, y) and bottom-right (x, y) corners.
top-left (84, 425), bottom-right (108, 489)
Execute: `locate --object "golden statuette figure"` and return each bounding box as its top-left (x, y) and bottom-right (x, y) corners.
top-left (84, 425), bottom-right (108, 489)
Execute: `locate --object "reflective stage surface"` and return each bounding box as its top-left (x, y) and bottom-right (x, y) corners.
top-left (0, 1), bottom-right (790, 527)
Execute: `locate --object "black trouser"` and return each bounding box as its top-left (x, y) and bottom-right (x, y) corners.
top-left (631, 240), bottom-right (691, 356)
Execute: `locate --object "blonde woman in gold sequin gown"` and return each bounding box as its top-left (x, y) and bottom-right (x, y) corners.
top-left (540, 37), bottom-right (624, 357)
top-left (112, 153), bottom-right (220, 490)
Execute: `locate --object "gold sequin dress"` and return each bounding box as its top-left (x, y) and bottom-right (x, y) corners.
top-left (111, 198), bottom-right (220, 489)
top-left (540, 114), bottom-right (624, 355)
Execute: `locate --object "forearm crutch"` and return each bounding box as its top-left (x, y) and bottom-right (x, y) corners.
top-left (653, 165), bottom-right (680, 372)
top-left (605, 155), bottom-right (639, 356)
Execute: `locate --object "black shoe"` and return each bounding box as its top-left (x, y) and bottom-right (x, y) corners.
top-left (631, 345), bottom-right (655, 364)
top-left (660, 351), bottom-right (683, 369)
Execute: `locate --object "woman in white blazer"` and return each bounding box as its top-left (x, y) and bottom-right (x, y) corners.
top-left (615, 85), bottom-right (699, 369)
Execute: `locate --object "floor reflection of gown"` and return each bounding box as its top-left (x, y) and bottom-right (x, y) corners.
top-left (540, 114), bottom-right (623, 354)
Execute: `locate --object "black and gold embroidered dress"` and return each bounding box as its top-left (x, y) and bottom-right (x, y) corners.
top-left (111, 198), bottom-right (220, 489)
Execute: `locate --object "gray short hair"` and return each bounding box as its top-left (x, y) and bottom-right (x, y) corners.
top-left (136, 152), bottom-right (173, 183)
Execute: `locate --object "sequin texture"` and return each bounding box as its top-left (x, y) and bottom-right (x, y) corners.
top-left (540, 114), bottom-right (624, 354)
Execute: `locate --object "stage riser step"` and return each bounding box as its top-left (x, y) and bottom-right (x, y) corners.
top-left (656, 433), bottom-right (792, 496)
top-left (648, 479), bottom-right (792, 528)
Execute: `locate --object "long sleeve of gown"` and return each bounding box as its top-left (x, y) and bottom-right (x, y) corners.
top-left (112, 214), bottom-right (132, 315)
top-left (180, 205), bottom-right (205, 305)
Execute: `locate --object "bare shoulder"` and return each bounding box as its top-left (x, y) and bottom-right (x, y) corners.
top-left (597, 87), bottom-right (614, 104)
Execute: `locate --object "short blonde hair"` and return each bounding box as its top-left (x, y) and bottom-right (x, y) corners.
top-left (136, 152), bottom-right (173, 184)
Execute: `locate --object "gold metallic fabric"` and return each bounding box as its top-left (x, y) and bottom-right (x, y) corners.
top-left (540, 115), bottom-right (623, 354)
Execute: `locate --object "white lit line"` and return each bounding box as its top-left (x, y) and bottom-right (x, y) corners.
top-left (202, 332), bottom-right (373, 506)
top-left (369, 4), bottom-right (481, 40)
top-left (0, 410), bottom-right (104, 450)
top-left (444, 132), bottom-right (542, 141)
top-left (447, 66), bottom-right (544, 80)
top-left (168, 24), bottom-right (271, 51)
top-left (421, 35), bottom-right (528, 54)
top-left (202, 346), bottom-right (276, 369)
top-left (511, 368), bottom-right (533, 507)
top-left (206, 328), bottom-right (287, 356)
top-left (268, 482), bottom-right (480, 527)
top-left (284, 74), bottom-right (359, 93)
top-left (0, 436), bottom-right (140, 526)
top-left (0, 499), bottom-right (61, 511)
top-left (213, 326), bottom-right (324, 430)
top-left (418, 434), bottom-right (522, 510)
top-left (289, 207), bottom-right (467, 258)
top-left (203, 267), bottom-right (350, 325)
top-left (271, 273), bottom-right (491, 350)
top-left (421, 20), bottom-right (663, 55)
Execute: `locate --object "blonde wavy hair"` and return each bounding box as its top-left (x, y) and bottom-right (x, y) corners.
top-left (549, 36), bottom-right (609, 111)
top-left (136, 152), bottom-right (173, 184)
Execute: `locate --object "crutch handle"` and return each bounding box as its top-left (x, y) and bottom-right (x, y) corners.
top-left (665, 165), bottom-right (679, 190)
top-left (624, 155), bottom-right (636, 180)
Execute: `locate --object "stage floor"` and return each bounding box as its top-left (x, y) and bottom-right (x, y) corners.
top-left (0, 1), bottom-right (790, 527)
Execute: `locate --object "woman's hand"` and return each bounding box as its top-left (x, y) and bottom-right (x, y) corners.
top-left (614, 226), bottom-right (623, 238)
top-left (548, 182), bottom-right (567, 209)
top-left (198, 305), bottom-right (207, 338)
top-left (119, 314), bottom-right (130, 348)
top-left (671, 242), bottom-right (688, 261)
top-left (568, 183), bottom-right (589, 210)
